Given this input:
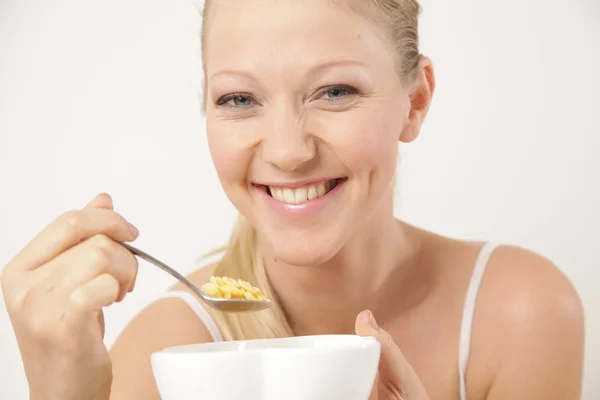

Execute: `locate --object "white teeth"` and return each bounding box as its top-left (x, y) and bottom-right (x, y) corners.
top-left (269, 179), bottom-right (338, 204)
top-left (307, 185), bottom-right (318, 200)
top-left (295, 187), bottom-right (308, 203)
top-left (283, 188), bottom-right (295, 203)
top-left (317, 182), bottom-right (327, 197)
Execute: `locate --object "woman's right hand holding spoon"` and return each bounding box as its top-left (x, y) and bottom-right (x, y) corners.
top-left (1, 194), bottom-right (139, 400)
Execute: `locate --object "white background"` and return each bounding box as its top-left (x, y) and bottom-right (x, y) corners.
top-left (1, 0), bottom-right (599, 398)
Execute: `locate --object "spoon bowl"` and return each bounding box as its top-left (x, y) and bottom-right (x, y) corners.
top-left (120, 242), bottom-right (272, 313)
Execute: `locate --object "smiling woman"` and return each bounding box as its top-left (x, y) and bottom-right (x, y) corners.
top-left (0, 0), bottom-right (586, 400)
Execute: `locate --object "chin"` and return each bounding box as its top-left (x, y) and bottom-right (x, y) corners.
top-left (262, 233), bottom-right (344, 267)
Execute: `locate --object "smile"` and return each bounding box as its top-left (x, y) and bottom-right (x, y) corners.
top-left (254, 177), bottom-right (347, 215)
top-left (266, 178), bottom-right (344, 205)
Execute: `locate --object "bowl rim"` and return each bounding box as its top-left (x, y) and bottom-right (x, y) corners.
top-left (152, 334), bottom-right (380, 358)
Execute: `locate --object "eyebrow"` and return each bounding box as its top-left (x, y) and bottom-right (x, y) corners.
top-left (307, 59), bottom-right (370, 76)
top-left (208, 59), bottom-right (370, 82)
top-left (208, 69), bottom-right (258, 83)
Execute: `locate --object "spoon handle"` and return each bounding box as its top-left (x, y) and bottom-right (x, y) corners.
top-left (119, 242), bottom-right (206, 300)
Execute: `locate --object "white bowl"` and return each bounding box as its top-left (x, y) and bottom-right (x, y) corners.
top-left (151, 334), bottom-right (381, 400)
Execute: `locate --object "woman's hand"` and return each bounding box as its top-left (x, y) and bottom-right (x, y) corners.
top-left (1, 193), bottom-right (139, 400)
top-left (355, 310), bottom-right (430, 400)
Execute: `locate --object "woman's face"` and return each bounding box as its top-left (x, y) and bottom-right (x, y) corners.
top-left (203, 0), bottom-right (423, 266)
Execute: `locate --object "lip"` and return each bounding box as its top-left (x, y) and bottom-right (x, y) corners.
top-left (256, 178), bottom-right (346, 217)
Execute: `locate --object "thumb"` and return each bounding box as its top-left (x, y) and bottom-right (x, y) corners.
top-left (355, 310), bottom-right (429, 400)
top-left (85, 193), bottom-right (114, 210)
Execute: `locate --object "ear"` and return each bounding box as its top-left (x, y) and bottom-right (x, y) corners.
top-left (400, 56), bottom-right (435, 143)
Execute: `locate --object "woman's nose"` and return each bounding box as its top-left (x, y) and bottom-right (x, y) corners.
top-left (260, 111), bottom-right (316, 172)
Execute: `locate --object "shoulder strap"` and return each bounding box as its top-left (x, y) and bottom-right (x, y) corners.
top-left (155, 290), bottom-right (224, 342)
top-left (458, 242), bottom-right (499, 400)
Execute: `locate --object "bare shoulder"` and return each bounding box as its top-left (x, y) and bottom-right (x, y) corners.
top-left (109, 262), bottom-right (219, 400)
top-left (474, 245), bottom-right (585, 399)
top-left (482, 245), bottom-right (583, 329)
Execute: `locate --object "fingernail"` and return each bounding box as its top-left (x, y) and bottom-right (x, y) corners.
top-left (368, 310), bottom-right (379, 330)
top-left (129, 223), bottom-right (139, 237)
top-left (360, 310), bottom-right (371, 325)
top-left (361, 310), bottom-right (379, 330)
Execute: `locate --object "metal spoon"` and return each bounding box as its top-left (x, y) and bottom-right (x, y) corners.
top-left (120, 242), bottom-right (272, 312)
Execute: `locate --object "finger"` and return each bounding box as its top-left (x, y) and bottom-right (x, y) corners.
top-left (355, 310), bottom-right (427, 398)
top-left (70, 273), bottom-right (120, 312)
top-left (355, 310), bottom-right (410, 377)
top-left (84, 193), bottom-right (114, 210)
top-left (48, 234), bottom-right (139, 296)
top-left (9, 208), bottom-right (139, 272)
top-left (85, 194), bottom-right (128, 299)
top-left (98, 311), bottom-right (106, 337)
top-left (127, 259), bottom-right (138, 293)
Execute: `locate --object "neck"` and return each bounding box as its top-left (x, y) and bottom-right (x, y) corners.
top-left (262, 199), bottom-right (424, 336)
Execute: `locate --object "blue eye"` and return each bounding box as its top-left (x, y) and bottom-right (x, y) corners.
top-left (326, 88), bottom-right (348, 98)
top-left (217, 94), bottom-right (254, 107)
top-left (322, 85), bottom-right (358, 100)
top-left (231, 96), bottom-right (252, 106)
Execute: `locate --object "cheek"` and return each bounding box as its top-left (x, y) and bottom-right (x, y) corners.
top-left (313, 106), bottom-right (403, 176)
top-left (206, 119), bottom-right (256, 187)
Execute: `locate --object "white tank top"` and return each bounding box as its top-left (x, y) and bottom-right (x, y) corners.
top-left (155, 242), bottom-right (499, 400)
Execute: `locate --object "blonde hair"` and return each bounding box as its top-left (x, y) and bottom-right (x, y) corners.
top-left (200, 0), bottom-right (422, 341)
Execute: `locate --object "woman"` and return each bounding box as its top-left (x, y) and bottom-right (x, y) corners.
top-left (1, 0), bottom-right (585, 399)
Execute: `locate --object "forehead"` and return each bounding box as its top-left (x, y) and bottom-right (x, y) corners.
top-left (203, 0), bottom-right (392, 76)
